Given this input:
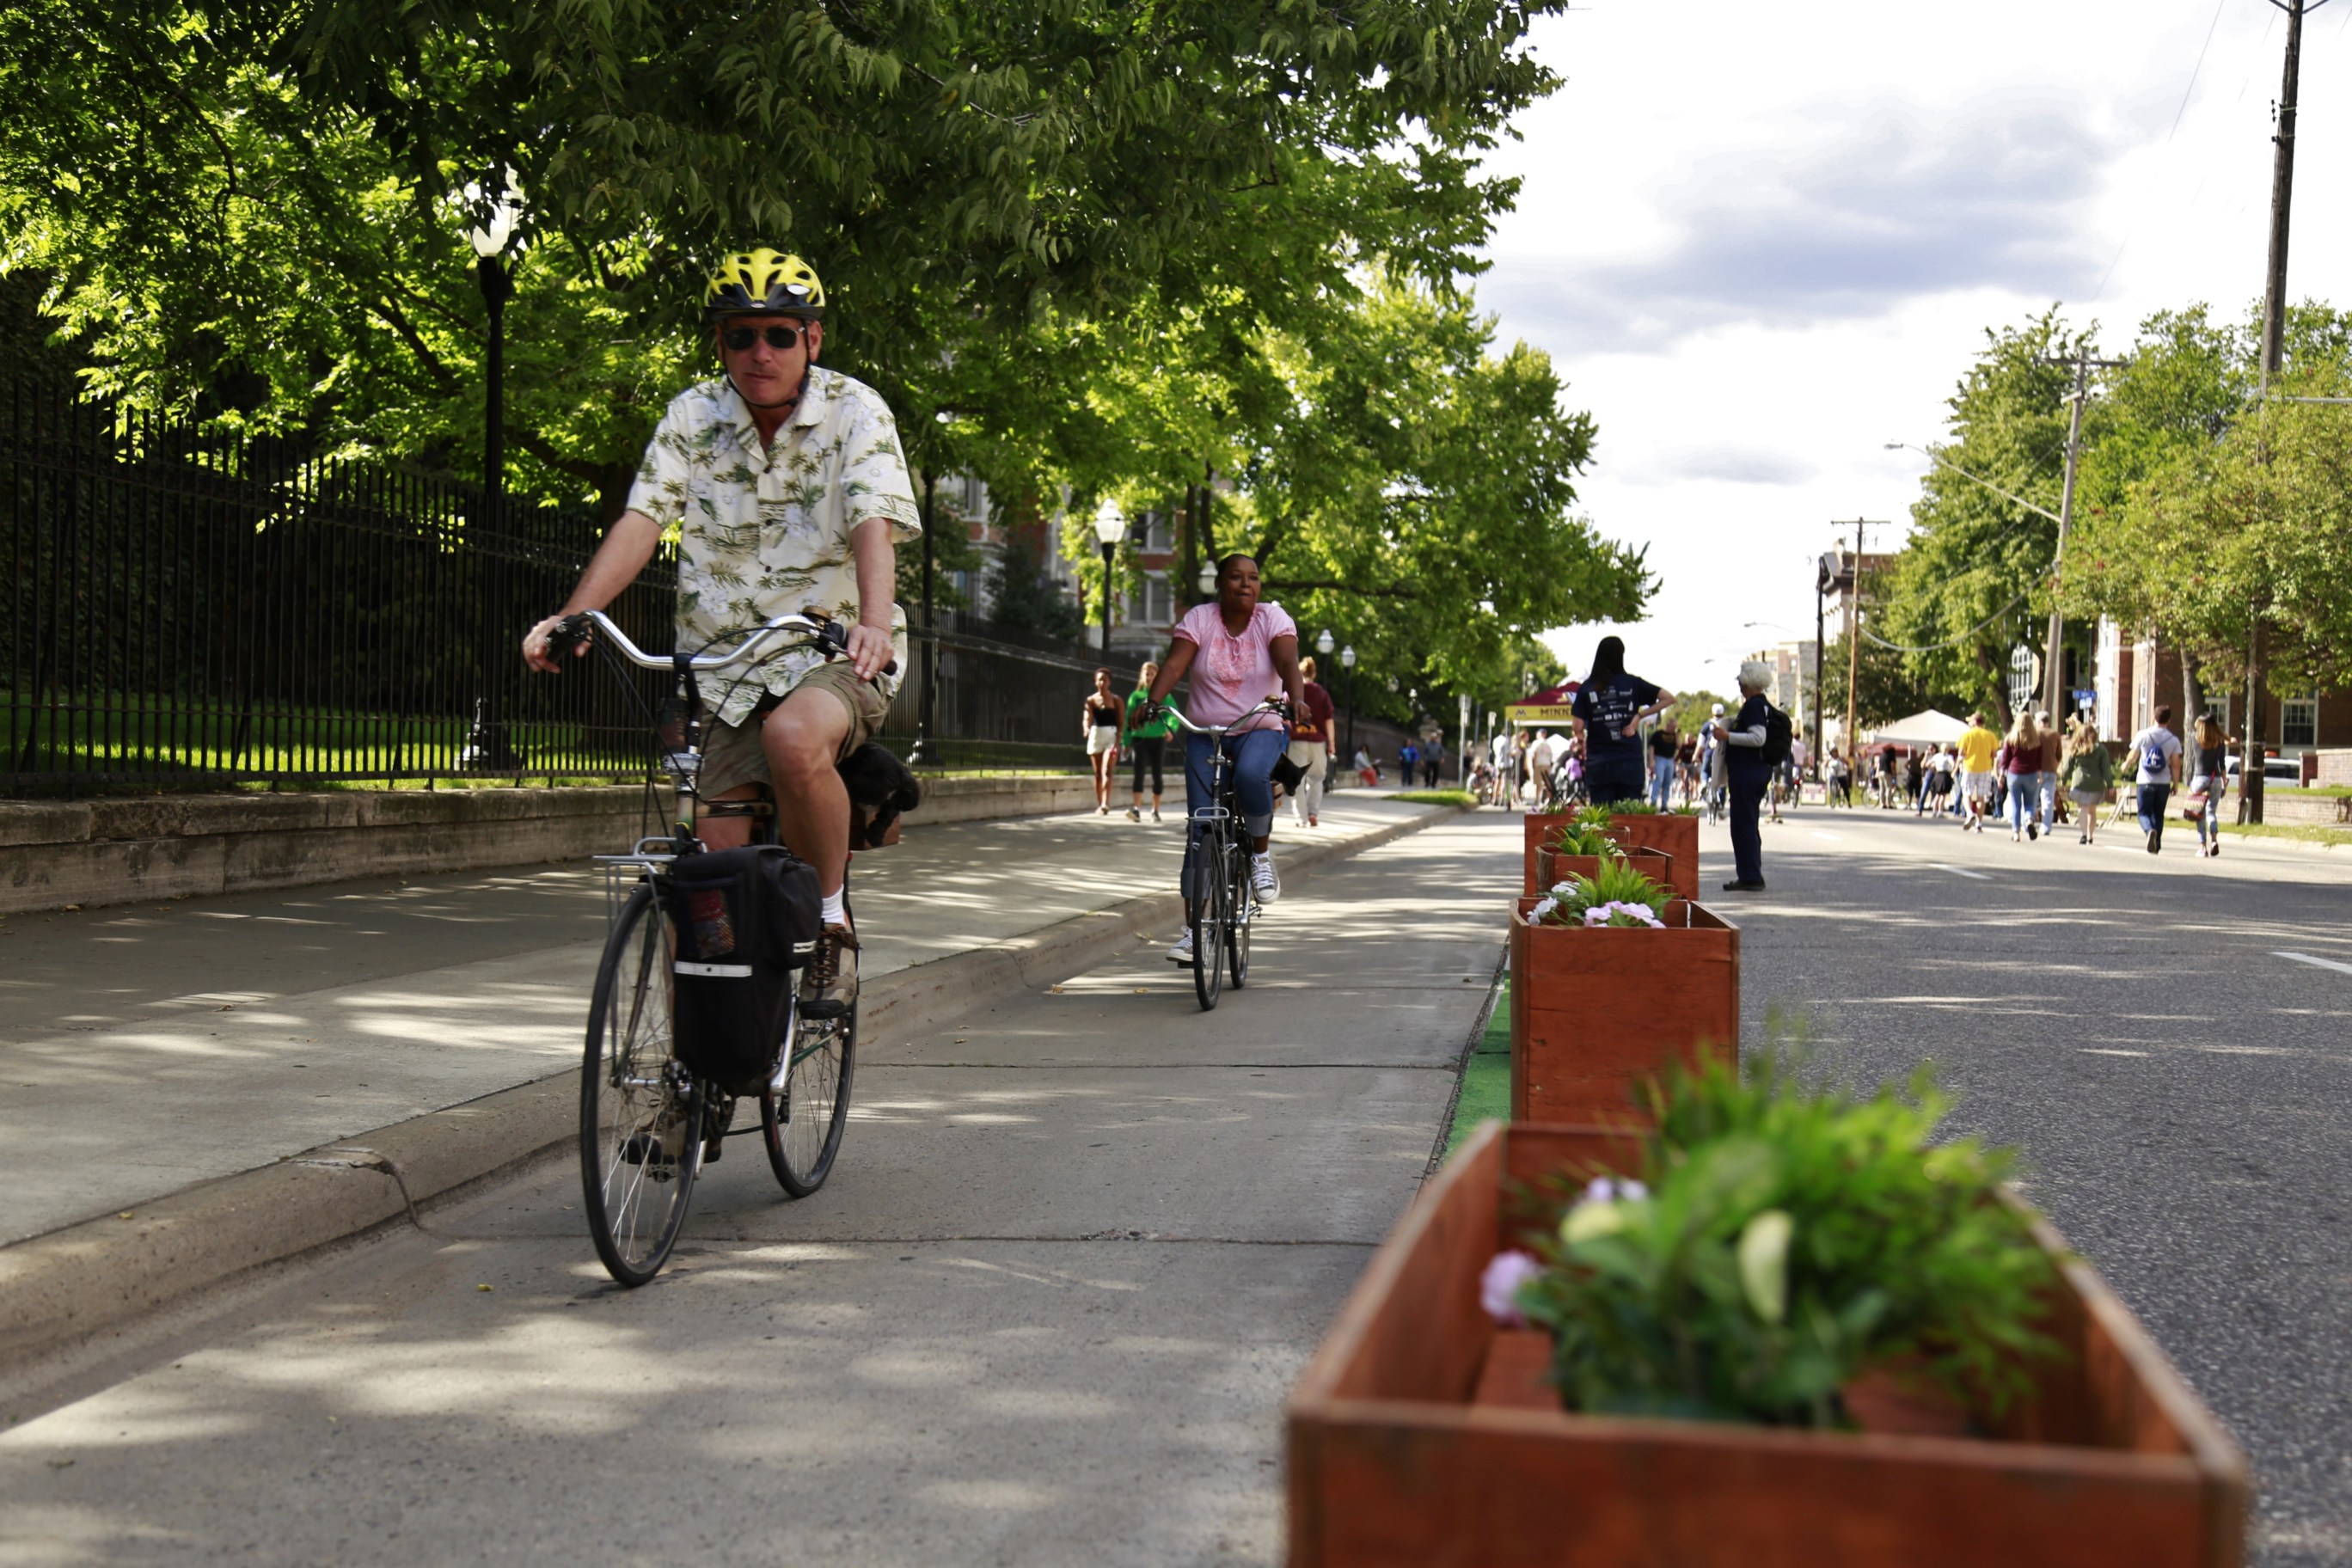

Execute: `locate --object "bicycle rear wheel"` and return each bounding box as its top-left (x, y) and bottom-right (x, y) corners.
top-left (1191, 829), bottom-right (1227, 1011)
top-left (579, 881), bottom-right (701, 1286)
top-left (761, 998), bottom-right (856, 1196)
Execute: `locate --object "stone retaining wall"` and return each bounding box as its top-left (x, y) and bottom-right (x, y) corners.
top-left (0, 775), bottom-right (1099, 916)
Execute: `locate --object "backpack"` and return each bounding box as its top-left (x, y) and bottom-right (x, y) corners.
top-left (665, 844), bottom-right (823, 1093)
top-left (2140, 732), bottom-right (2170, 779)
top-left (1761, 703), bottom-right (1794, 769)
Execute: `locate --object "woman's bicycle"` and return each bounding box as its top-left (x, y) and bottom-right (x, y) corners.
top-left (548, 607), bottom-right (879, 1286)
top-left (1160, 699), bottom-right (1289, 1012)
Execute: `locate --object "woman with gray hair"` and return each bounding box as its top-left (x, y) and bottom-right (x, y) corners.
top-left (1711, 658), bottom-right (1775, 891)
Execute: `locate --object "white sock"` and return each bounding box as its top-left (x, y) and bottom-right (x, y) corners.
top-left (820, 888), bottom-right (847, 927)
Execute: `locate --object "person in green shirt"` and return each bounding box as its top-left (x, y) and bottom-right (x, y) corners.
top-left (2057, 717), bottom-right (2116, 845)
top-left (1124, 661), bottom-right (1179, 822)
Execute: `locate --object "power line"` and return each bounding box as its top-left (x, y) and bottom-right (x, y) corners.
top-left (1856, 591), bottom-right (2031, 655)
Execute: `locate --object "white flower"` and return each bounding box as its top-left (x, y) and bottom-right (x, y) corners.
top-left (1529, 897), bottom-right (1559, 924)
top-left (1737, 1209), bottom-right (1794, 1324)
top-left (1479, 1250), bottom-right (1544, 1327)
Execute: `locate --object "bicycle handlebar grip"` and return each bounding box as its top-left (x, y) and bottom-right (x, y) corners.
top-left (812, 617), bottom-right (897, 678)
top-left (549, 612), bottom-right (593, 661)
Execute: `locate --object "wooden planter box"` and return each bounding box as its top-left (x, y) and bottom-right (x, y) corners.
top-left (1533, 844), bottom-right (1675, 897)
top-left (1610, 812), bottom-right (1698, 899)
top-left (1522, 812), bottom-right (1700, 900)
top-left (1509, 897), bottom-right (1738, 1125)
top-left (1288, 1121), bottom-right (2250, 1568)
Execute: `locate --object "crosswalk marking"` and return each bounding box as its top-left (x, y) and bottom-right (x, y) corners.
top-left (1932, 864), bottom-right (1992, 881)
top-left (2275, 950), bottom-right (2352, 977)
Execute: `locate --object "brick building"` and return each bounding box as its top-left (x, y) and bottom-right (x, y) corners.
top-left (2094, 618), bottom-right (2352, 758)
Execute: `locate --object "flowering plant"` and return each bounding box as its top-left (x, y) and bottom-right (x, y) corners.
top-left (1528, 861), bottom-right (1671, 928)
top-left (1489, 1048), bottom-right (2061, 1429)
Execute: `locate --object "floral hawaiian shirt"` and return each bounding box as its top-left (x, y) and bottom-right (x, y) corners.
top-left (624, 365), bottom-right (922, 727)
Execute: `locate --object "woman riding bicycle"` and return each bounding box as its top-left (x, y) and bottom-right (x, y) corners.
top-left (1142, 554), bottom-right (1308, 967)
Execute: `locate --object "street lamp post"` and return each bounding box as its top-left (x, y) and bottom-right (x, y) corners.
top-left (462, 172), bottom-right (523, 772)
top-left (1092, 499), bottom-right (1125, 662)
top-left (1339, 644), bottom-right (1357, 763)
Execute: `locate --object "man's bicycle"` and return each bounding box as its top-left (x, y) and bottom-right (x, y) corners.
top-left (1161, 699), bottom-right (1289, 1012)
top-left (548, 608), bottom-right (881, 1285)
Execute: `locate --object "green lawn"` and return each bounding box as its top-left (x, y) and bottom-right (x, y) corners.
top-left (1393, 788), bottom-right (1478, 807)
top-left (1445, 979), bottom-right (1513, 1159)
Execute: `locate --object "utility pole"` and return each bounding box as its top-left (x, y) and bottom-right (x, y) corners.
top-left (2245, 0), bottom-right (2319, 822)
top-left (1831, 521), bottom-right (1889, 767)
top-left (2038, 348), bottom-right (2127, 726)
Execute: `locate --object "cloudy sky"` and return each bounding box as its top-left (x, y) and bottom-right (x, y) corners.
top-left (1484, 0), bottom-right (2352, 700)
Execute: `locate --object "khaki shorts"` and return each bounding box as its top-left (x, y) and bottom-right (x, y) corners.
top-left (699, 662), bottom-right (891, 799)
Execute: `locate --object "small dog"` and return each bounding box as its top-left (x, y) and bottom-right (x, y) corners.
top-left (836, 742), bottom-right (921, 848)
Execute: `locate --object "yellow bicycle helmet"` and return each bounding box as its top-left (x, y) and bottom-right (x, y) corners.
top-left (702, 249), bottom-right (825, 320)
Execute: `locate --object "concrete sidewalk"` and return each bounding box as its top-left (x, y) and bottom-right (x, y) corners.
top-left (0, 793), bottom-right (1447, 1250)
top-left (0, 815), bottom-right (1519, 1567)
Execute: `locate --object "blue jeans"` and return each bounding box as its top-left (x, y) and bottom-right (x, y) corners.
top-left (1650, 756), bottom-right (1675, 808)
top-left (1182, 727), bottom-right (1283, 890)
top-left (1587, 756), bottom-right (1645, 806)
top-left (2006, 773), bottom-right (2043, 833)
top-left (2136, 782), bottom-right (2171, 839)
top-left (2192, 779), bottom-right (2220, 844)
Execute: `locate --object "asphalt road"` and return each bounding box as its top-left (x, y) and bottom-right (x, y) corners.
top-left (0, 818), bottom-right (1515, 1567)
top-left (1724, 803), bottom-right (2352, 1568)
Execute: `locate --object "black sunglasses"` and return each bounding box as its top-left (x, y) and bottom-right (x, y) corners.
top-left (720, 322), bottom-right (810, 352)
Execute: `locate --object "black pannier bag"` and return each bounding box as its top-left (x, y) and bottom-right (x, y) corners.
top-left (665, 845), bottom-right (823, 1093)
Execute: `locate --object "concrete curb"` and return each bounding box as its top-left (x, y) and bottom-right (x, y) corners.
top-left (0, 805), bottom-right (1463, 1371)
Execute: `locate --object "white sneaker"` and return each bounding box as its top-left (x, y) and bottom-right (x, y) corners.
top-left (1167, 929), bottom-right (1194, 965)
top-left (1251, 852), bottom-right (1280, 904)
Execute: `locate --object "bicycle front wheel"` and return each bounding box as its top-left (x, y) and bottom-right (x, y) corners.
top-left (1191, 832), bottom-right (1227, 1011)
top-left (761, 999), bottom-right (856, 1197)
top-left (579, 881), bottom-right (701, 1287)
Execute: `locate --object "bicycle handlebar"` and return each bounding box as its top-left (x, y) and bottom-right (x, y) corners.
top-left (551, 608), bottom-right (896, 677)
top-left (1154, 697), bottom-right (1292, 737)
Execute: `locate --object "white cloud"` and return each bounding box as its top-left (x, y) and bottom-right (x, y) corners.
top-left (1479, 0), bottom-right (2352, 697)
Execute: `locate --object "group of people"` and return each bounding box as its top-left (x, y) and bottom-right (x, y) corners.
top-left (1864, 707), bottom-right (2229, 855)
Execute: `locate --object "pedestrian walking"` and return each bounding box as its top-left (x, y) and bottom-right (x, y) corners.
top-left (1285, 656), bottom-right (1338, 827)
top-left (1421, 737), bottom-right (1443, 788)
top-left (1569, 636), bottom-right (1675, 807)
top-left (2057, 719), bottom-right (2113, 845)
top-left (1714, 659), bottom-right (1775, 891)
top-left (1124, 661), bottom-right (1177, 821)
top-left (1957, 712), bottom-right (1999, 831)
top-left (1648, 720), bottom-right (1679, 809)
top-left (1998, 711), bottom-right (2047, 842)
top-left (2031, 714), bottom-right (2050, 832)
top-left (1399, 740), bottom-right (1418, 786)
top-left (2188, 714), bottom-right (2228, 859)
top-left (1825, 747), bottom-right (1852, 808)
top-left (2129, 704), bottom-right (2184, 854)
top-left (1083, 667), bottom-right (1124, 815)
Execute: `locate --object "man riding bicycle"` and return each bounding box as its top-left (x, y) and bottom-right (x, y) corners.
top-left (1142, 554), bottom-right (1308, 966)
top-left (523, 248), bottom-right (920, 1018)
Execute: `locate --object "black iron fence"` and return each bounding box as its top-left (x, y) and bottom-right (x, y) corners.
top-left (3, 382), bottom-right (1107, 793)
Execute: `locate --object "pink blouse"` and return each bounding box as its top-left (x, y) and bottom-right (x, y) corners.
top-left (1172, 600), bottom-right (1297, 732)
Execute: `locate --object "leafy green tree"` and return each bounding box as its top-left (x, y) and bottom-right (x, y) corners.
top-left (982, 537), bottom-right (1087, 640)
top-left (1877, 310), bottom-right (2091, 726)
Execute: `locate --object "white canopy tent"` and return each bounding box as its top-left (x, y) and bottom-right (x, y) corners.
top-left (1869, 708), bottom-right (1970, 748)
